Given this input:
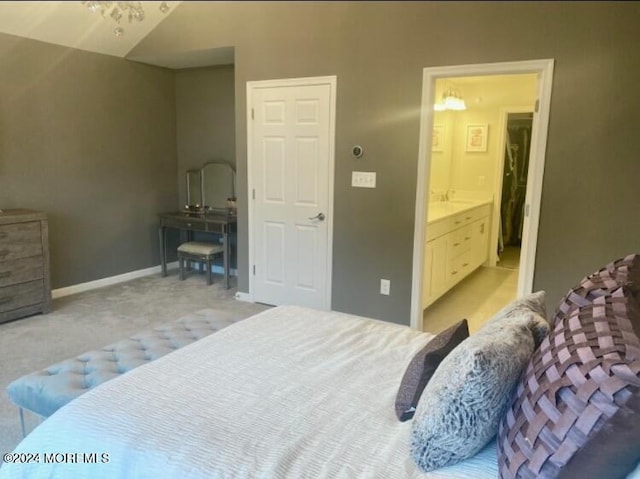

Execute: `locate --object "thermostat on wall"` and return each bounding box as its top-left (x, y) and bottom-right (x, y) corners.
top-left (352, 145), bottom-right (364, 158)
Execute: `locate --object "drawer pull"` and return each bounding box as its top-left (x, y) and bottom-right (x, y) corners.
top-left (454, 221), bottom-right (461, 225)
top-left (0, 271), bottom-right (11, 279)
top-left (466, 216), bottom-right (472, 220)
top-left (451, 270), bottom-right (458, 275)
top-left (187, 223), bottom-right (192, 227)
top-left (0, 296), bottom-right (12, 306)
top-left (464, 236), bottom-right (471, 241)
top-left (463, 263), bottom-right (469, 267)
top-left (0, 232), bottom-right (6, 239)
top-left (0, 250), bottom-right (8, 259)
top-left (453, 242), bottom-right (460, 247)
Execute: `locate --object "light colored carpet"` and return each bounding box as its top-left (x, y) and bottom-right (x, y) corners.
top-left (0, 270), bottom-right (270, 456)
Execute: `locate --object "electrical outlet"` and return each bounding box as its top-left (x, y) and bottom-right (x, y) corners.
top-left (478, 175), bottom-right (486, 186)
top-left (380, 279), bottom-right (390, 295)
top-left (352, 171), bottom-right (376, 188)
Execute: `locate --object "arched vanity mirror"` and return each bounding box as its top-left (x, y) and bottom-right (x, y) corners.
top-left (185, 160), bottom-right (236, 213)
top-left (201, 160), bottom-right (236, 212)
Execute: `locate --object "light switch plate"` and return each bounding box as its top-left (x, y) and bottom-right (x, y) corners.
top-left (380, 279), bottom-right (390, 295)
top-left (352, 171), bottom-right (376, 188)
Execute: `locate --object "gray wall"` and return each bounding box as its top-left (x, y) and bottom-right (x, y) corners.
top-left (0, 33), bottom-right (177, 289)
top-left (175, 65), bottom-right (236, 207)
top-left (0, 4), bottom-right (630, 326)
top-left (130, 1), bottom-right (640, 325)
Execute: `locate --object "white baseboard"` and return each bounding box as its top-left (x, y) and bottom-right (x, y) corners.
top-left (52, 263), bottom-right (242, 300)
top-left (234, 291), bottom-right (253, 302)
top-left (52, 262), bottom-right (179, 299)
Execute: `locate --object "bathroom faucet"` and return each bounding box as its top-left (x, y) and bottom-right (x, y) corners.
top-left (430, 189), bottom-right (455, 202)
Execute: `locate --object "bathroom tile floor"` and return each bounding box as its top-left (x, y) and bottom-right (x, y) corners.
top-left (497, 245), bottom-right (521, 270)
top-left (423, 265), bottom-right (518, 335)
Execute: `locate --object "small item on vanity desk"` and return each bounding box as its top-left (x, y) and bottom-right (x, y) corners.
top-left (183, 204), bottom-right (209, 215)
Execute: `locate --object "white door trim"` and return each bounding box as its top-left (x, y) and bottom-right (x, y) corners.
top-left (490, 105), bottom-right (535, 268)
top-left (246, 75), bottom-right (337, 309)
top-left (410, 59), bottom-right (555, 331)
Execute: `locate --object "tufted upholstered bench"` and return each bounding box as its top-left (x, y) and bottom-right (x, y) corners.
top-left (6, 308), bottom-right (245, 436)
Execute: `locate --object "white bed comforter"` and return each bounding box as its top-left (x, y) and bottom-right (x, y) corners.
top-left (0, 305), bottom-right (498, 479)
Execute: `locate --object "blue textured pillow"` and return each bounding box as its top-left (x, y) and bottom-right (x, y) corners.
top-left (410, 291), bottom-right (550, 472)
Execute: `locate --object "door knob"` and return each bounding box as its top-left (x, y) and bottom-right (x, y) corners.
top-left (308, 213), bottom-right (326, 221)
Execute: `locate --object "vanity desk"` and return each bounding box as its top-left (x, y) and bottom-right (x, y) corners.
top-left (161, 160), bottom-right (237, 288)
top-left (158, 211), bottom-right (236, 289)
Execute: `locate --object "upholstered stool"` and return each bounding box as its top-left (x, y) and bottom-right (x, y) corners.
top-left (177, 241), bottom-right (224, 285)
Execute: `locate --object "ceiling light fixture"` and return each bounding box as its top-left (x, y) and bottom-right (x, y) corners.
top-left (434, 87), bottom-right (467, 111)
top-left (82, 1), bottom-right (171, 37)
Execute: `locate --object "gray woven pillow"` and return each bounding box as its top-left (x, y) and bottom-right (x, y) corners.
top-left (411, 291), bottom-right (550, 472)
top-left (395, 319), bottom-right (469, 422)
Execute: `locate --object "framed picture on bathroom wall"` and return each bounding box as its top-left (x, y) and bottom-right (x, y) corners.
top-left (432, 124), bottom-right (445, 152)
top-left (465, 123), bottom-right (488, 152)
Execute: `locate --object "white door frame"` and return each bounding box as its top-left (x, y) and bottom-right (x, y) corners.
top-left (490, 106), bottom-right (535, 268)
top-left (410, 59), bottom-right (554, 330)
top-left (246, 76), bottom-right (337, 309)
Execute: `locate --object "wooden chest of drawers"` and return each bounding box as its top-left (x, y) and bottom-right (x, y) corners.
top-left (0, 209), bottom-right (51, 324)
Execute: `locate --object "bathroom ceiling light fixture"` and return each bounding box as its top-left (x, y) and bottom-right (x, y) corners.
top-left (82, 1), bottom-right (171, 37)
top-left (434, 88), bottom-right (467, 111)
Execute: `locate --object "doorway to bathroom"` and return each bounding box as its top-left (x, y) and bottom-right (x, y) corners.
top-left (410, 59), bottom-right (555, 332)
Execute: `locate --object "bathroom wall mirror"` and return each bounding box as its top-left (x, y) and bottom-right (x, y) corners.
top-left (202, 160), bottom-right (236, 211)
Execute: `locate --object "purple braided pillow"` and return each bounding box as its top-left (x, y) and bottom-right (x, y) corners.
top-left (552, 253), bottom-right (640, 329)
top-left (497, 286), bottom-right (640, 479)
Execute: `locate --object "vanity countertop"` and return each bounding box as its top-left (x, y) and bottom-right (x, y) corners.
top-left (427, 199), bottom-right (492, 223)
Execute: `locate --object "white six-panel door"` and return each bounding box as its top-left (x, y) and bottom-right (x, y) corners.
top-left (247, 77), bottom-right (335, 310)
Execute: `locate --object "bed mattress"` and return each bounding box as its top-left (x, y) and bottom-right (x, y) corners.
top-left (0, 305), bottom-right (498, 479)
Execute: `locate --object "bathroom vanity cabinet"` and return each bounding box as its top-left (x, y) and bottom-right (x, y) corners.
top-left (422, 202), bottom-right (491, 309)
